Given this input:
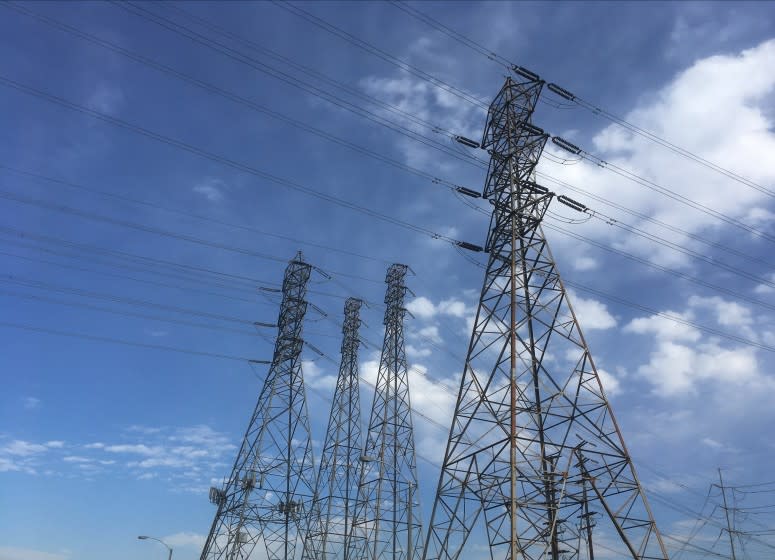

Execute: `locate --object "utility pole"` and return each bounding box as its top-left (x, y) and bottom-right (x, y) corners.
top-left (718, 468), bottom-right (738, 560)
top-left (422, 69), bottom-right (669, 560)
top-left (201, 252), bottom-right (318, 560)
top-left (349, 264), bottom-right (422, 560)
top-left (304, 298), bottom-right (365, 560)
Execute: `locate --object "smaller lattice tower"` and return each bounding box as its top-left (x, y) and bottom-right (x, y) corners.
top-left (349, 264), bottom-right (423, 560)
top-left (201, 252), bottom-right (318, 560)
top-left (303, 298), bottom-right (365, 560)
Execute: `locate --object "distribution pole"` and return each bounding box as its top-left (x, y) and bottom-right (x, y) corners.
top-left (718, 468), bottom-right (738, 560)
top-left (201, 252), bottom-right (317, 560)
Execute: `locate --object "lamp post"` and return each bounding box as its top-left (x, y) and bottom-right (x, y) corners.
top-left (359, 455), bottom-right (417, 560)
top-left (138, 535), bottom-right (173, 560)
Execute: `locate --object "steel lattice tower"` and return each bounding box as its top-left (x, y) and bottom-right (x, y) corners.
top-left (422, 75), bottom-right (669, 560)
top-left (303, 297), bottom-right (365, 560)
top-left (349, 264), bottom-right (423, 560)
top-left (201, 252), bottom-right (318, 560)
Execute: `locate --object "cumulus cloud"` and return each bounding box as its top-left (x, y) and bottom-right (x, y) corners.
top-left (23, 396), bottom-right (41, 410)
top-left (625, 296), bottom-right (774, 398)
top-left (567, 291), bottom-right (617, 330)
top-left (193, 178), bottom-right (226, 202)
top-left (544, 39), bottom-right (775, 267)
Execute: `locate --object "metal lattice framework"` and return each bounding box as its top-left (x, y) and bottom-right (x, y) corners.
top-left (422, 76), bottom-right (669, 560)
top-left (201, 252), bottom-right (317, 560)
top-left (303, 297), bottom-right (366, 560)
top-left (349, 264), bottom-right (423, 560)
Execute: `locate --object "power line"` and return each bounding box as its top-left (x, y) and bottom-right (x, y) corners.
top-left (9, 2), bottom-right (770, 283)
top-left (389, 0), bottom-right (774, 199)
top-left (270, 0), bottom-right (489, 109)
top-left (0, 320), bottom-right (268, 364)
top-left (1, 3), bottom-right (488, 218)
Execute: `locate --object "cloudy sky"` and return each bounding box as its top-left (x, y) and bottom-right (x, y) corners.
top-left (2, 1), bottom-right (775, 559)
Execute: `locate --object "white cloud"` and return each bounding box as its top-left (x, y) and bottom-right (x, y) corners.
top-left (573, 256), bottom-right (598, 271)
top-left (544, 39), bottom-right (775, 267)
top-left (406, 296), bottom-right (436, 319)
top-left (0, 547), bottom-right (70, 560)
top-left (624, 312), bottom-right (700, 342)
top-left (302, 359), bottom-right (337, 391)
top-left (45, 441), bottom-right (65, 449)
top-left (104, 444), bottom-right (160, 455)
top-left (406, 344), bottom-right (432, 359)
top-left (701, 437), bottom-right (723, 449)
top-left (418, 325), bottom-right (442, 344)
top-left (688, 295), bottom-right (753, 328)
top-left (86, 83), bottom-right (124, 115)
top-left (597, 368), bottom-right (621, 396)
top-left (163, 532), bottom-right (207, 549)
top-left (23, 397), bottom-right (41, 410)
top-left (193, 178), bottom-right (226, 202)
top-left (568, 291), bottom-right (617, 330)
top-left (2, 440), bottom-right (48, 457)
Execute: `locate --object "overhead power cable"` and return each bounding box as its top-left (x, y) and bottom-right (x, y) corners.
top-left (0, 320), bottom-right (268, 364)
top-left (390, 0), bottom-right (775, 199)
top-left (2, 3), bottom-right (488, 217)
top-left (9, 3), bottom-right (770, 277)
top-left (270, 0), bottom-right (489, 109)
top-left (0, 76), bottom-right (471, 248)
top-left (101, 0), bottom-right (487, 168)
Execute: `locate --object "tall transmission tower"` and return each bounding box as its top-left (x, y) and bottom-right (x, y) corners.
top-left (422, 73), bottom-right (669, 560)
top-left (304, 297), bottom-right (366, 560)
top-left (349, 264), bottom-right (423, 560)
top-left (201, 252), bottom-right (318, 560)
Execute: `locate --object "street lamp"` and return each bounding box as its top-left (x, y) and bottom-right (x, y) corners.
top-left (359, 455), bottom-right (418, 560)
top-left (138, 535), bottom-right (173, 560)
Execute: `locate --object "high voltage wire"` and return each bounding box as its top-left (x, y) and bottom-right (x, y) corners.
top-left (0, 320), bottom-right (268, 364)
top-left (1, 4), bottom-right (488, 218)
top-left (0, 76), bottom-right (472, 249)
top-left (269, 0), bottom-right (489, 109)
top-left (7, 2), bottom-right (771, 282)
top-left (389, 0), bottom-right (775, 199)
top-left (104, 0), bottom-right (487, 169)
top-left (0, 225), bottom-right (384, 287)
top-left (7, 155), bottom-right (775, 320)
top-left (3, 182), bottom-right (774, 355)
top-left (545, 222), bottom-right (775, 304)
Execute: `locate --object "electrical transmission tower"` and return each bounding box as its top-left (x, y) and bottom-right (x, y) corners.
top-left (422, 72), bottom-right (668, 560)
top-left (201, 252), bottom-right (317, 560)
top-left (349, 264), bottom-right (423, 560)
top-left (304, 297), bottom-right (366, 560)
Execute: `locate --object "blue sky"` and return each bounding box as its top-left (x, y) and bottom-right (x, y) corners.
top-left (2, 1), bottom-right (775, 559)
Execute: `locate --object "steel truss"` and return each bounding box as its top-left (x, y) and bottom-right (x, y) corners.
top-left (349, 264), bottom-right (423, 560)
top-left (304, 297), bottom-right (366, 560)
top-left (201, 252), bottom-right (317, 560)
top-left (422, 76), bottom-right (669, 560)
